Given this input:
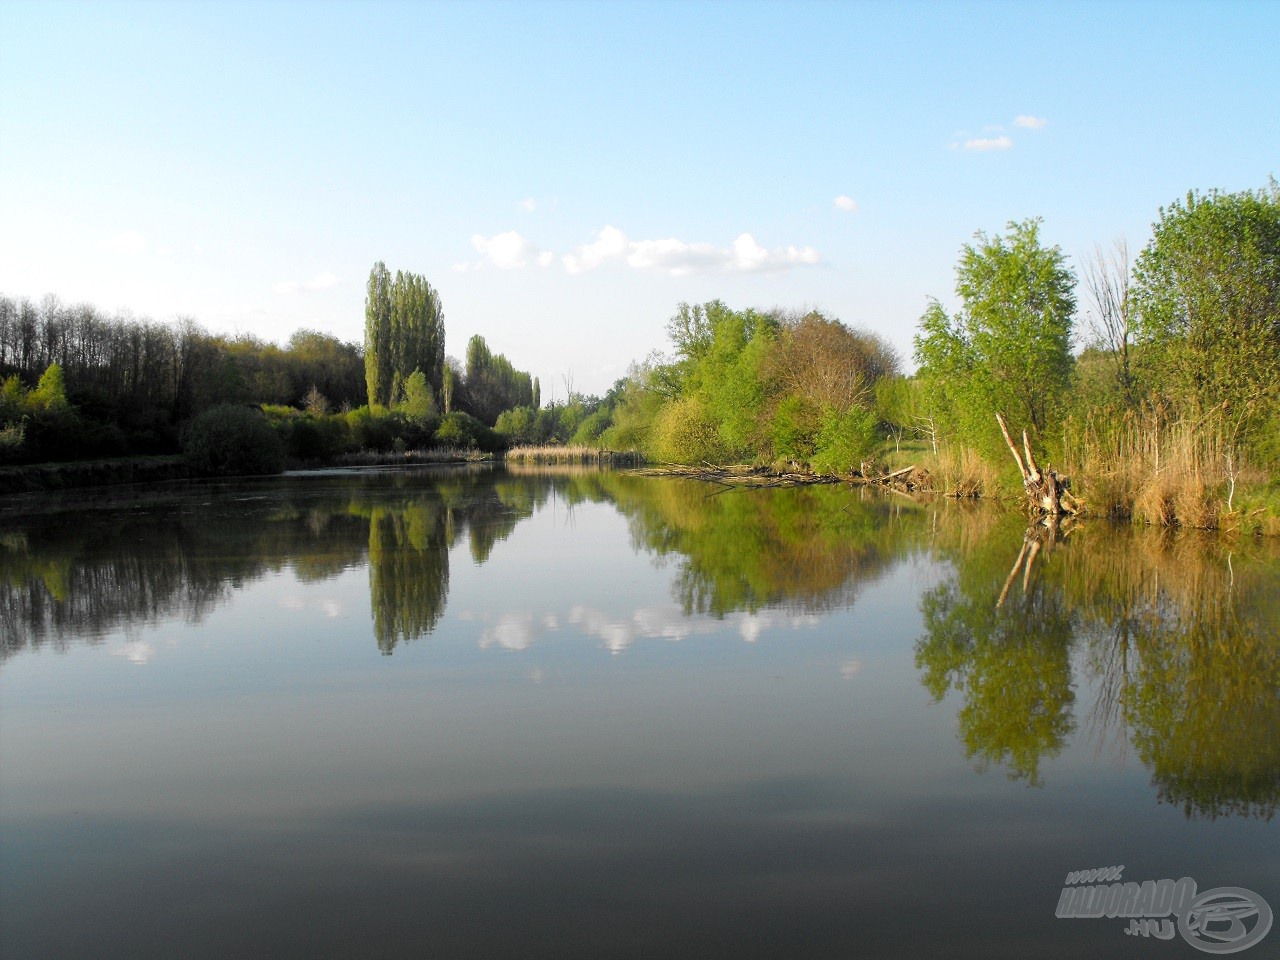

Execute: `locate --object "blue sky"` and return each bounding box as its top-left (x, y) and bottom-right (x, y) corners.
top-left (1, 0), bottom-right (1276, 396)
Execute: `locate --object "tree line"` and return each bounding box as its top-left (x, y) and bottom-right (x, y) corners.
top-left (0, 260), bottom-right (552, 468)
top-left (558, 178), bottom-right (1278, 530)
top-left (3, 177), bottom-right (1277, 524)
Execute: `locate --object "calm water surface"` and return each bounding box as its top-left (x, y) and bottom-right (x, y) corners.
top-left (2, 466), bottom-right (1277, 959)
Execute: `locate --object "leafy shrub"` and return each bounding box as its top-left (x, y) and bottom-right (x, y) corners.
top-left (182, 404), bottom-right (285, 476)
top-left (769, 395), bottom-right (819, 462)
top-left (435, 411), bottom-right (501, 451)
top-left (494, 406), bottom-right (541, 445)
top-left (570, 408), bottom-right (611, 446)
top-left (0, 422), bottom-right (24, 464)
top-left (646, 395), bottom-right (731, 464)
top-left (346, 405), bottom-right (398, 452)
top-left (810, 406), bottom-right (880, 476)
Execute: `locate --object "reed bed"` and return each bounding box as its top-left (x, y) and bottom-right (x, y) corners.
top-left (1061, 409), bottom-right (1273, 531)
top-left (504, 445), bottom-right (645, 466)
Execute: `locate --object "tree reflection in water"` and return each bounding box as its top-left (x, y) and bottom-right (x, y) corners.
top-left (2, 468), bottom-right (1277, 818)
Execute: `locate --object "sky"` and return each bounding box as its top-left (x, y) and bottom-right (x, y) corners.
top-left (1, 0), bottom-right (1277, 397)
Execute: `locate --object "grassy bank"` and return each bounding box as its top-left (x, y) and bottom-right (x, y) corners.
top-left (876, 434), bottom-right (1280, 536)
top-left (0, 455), bottom-right (193, 496)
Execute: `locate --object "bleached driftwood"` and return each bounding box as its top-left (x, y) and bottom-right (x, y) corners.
top-left (995, 413), bottom-right (1083, 517)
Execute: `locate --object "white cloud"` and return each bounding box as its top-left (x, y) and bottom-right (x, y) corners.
top-left (518, 197), bottom-right (537, 212)
top-left (963, 135), bottom-right (1014, 152)
top-left (104, 230), bottom-right (148, 255)
top-left (834, 195), bottom-right (859, 213)
top-left (564, 226), bottom-right (820, 276)
top-left (1014, 115), bottom-right (1047, 130)
top-left (471, 230), bottom-right (553, 270)
top-left (562, 225), bottom-right (630, 274)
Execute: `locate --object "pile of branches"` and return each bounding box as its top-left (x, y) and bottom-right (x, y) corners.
top-left (860, 464), bottom-right (932, 492)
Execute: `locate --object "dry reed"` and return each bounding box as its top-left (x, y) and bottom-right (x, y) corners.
top-left (503, 445), bottom-right (645, 466)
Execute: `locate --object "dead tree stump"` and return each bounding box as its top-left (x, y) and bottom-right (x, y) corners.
top-left (995, 413), bottom-right (1082, 517)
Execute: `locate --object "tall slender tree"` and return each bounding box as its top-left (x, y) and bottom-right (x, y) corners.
top-left (364, 262), bottom-right (445, 408)
top-left (364, 262), bottom-right (393, 407)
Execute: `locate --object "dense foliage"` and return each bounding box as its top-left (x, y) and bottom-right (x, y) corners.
top-left (181, 404), bottom-right (286, 477)
top-left (364, 262), bottom-right (445, 408)
top-left (913, 218), bottom-right (1076, 461)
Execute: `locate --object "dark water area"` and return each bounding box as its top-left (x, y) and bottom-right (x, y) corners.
top-left (2, 466), bottom-right (1277, 959)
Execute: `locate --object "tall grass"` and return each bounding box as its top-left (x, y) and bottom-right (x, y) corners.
top-left (1061, 407), bottom-right (1270, 530)
top-left (503, 445), bottom-right (645, 466)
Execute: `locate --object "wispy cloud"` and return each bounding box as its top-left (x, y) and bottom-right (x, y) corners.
top-left (834, 195), bottom-right (859, 213)
top-left (963, 135), bottom-right (1014, 152)
top-left (564, 226), bottom-right (821, 276)
top-left (1014, 114), bottom-right (1048, 130)
top-left (471, 230), bottom-right (553, 270)
top-left (518, 197), bottom-right (538, 212)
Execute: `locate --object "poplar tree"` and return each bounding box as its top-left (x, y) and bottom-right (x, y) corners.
top-left (364, 262), bottom-right (445, 408)
top-left (364, 262), bottom-right (393, 407)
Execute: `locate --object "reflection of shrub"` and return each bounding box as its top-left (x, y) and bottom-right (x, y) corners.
top-left (182, 404), bottom-right (285, 476)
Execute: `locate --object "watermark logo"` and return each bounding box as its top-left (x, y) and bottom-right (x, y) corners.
top-left (1055, 866), bottom-right (1272, 954)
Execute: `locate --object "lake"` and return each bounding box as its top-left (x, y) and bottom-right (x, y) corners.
top-left (2, 466), bottom-right (1277, 958)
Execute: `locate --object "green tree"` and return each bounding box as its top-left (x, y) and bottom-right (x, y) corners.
top-left (398, 369), bottom-right (437, 423)
top-left (914, 219), bottom-right (1076, 458)
top-left (28, 364), bottom-right (70, 411)
top-left (364, 262), bottom-right (393, 407)
top-left (1131, 182), bottom-right (1280, 459)
top-left (364, 263), bottom-right (445, 409)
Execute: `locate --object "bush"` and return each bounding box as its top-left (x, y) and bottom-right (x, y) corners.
top-left (182, 404), bottom-right (285, 477)
top-left (346, 405), bottom-right (398, 452)
top-left (769, 395), bottom-right (819, 462)
top-left (811, 406), bottom-right (881, 476)
top-left (570, 408), bottom-right (611, 446)
top-left (646, 395), bottom-right (731, 464)
top-left (494, 405), bottom-right (541, 445)
top-left (435, 411), bottom-right (501, 452)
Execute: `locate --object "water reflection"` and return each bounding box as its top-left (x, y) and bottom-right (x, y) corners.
top-left (917, 512), bottom-right (1280, 818)
top-left (2, 468), bottom-right (1278, 819)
